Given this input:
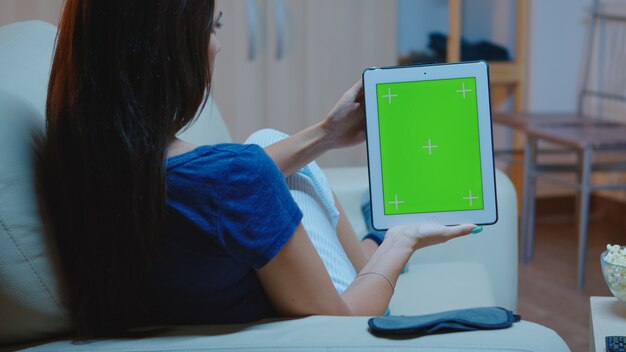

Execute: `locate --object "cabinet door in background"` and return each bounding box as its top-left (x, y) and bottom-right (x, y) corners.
top-left (213, 0), bottom-right (397, 167)
top-left (0, 0), bottom-right (63, 26)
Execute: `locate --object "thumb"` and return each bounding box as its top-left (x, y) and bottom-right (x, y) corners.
top-left (346, 80), bottom-right (363, 101)
top-left (445, 224), bottom-right (478, 238)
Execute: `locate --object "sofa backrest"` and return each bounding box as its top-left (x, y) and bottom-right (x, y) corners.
top-left (0, 21), bottom-right (55, 118)
top-left (0, 20), bottom-right (232, 346)
top-left (0, 20), bottom-right (69, 347)
top-left (0, 89), bottom-right (70, 346)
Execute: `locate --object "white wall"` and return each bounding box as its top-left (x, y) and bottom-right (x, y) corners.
top-left (527, 0), bottom-right (592, 112)
top-left (397, 0), bottom-right (449, 57)
top-left (463, 0), bottom-right (517, 57)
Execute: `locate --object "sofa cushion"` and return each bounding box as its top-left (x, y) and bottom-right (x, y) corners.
top-left (20, 319), bottom-right (571, 352)
top-left (390, 262), bottom-right (495, 315)
top-left (17, 262), bottom-right (569, 352)
top-left (0, 89), bottom-right (70, 345)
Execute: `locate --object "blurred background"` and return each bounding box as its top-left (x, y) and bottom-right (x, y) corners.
top-left (0, 0), bottom-right (592, 170)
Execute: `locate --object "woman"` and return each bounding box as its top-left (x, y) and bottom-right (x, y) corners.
top-left (39, 0), bottom-right (477, 338)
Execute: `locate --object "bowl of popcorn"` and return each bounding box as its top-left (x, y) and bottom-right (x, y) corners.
top-left (601, 244), bottom-right (626, 304)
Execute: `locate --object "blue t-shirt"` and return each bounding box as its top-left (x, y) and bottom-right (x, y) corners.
top-left (147, 144), bottom-right (303, 325)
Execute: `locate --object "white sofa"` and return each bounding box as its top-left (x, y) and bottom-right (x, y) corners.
top-left (0, 21), bottom-right (569, 351)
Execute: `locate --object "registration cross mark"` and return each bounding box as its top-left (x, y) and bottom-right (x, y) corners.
top-left (421, 139), bottom-right (439, 155)
top-left (463, 190), bottom-right (479, 206)
top-left (382, 87), bottom-right (398, 104)
top-left (455, 82), bottom-right (472, 99)
top-left (388, 194), bottom-right (405, 210)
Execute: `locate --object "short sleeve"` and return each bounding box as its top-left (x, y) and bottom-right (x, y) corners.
top-left (217, 145), bottom-right (303, 268)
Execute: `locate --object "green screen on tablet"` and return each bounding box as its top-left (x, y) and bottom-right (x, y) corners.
top-left (376, 77), bottom-right (484, 215)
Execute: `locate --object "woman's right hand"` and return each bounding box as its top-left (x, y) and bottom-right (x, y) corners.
top-left (262, 80), bottom-right (364, 177)
top-left (386, 223), bottom-right (477, 251)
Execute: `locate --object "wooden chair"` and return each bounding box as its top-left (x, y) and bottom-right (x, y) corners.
top-left (494, 0), bottom-right (626, 289)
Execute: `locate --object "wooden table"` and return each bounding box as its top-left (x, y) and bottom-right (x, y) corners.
top-left (494, 112), bottom-right (626, 288)
top-left (493, 113), bottom-right (626, 150)
top-left (590, 296), bottom-right (626, 352)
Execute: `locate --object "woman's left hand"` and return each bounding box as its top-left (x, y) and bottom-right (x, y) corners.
top-left (321, 80), bottom-right (365, 149)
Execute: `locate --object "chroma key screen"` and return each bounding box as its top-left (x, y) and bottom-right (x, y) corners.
top-left (376, 77), bottom-right (484, 215)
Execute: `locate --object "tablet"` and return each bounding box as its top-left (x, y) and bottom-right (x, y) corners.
top-left (362, 61), bottom-right (497, 230)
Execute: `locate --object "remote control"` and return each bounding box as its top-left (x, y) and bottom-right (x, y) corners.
top-left (606, 336), bottom-right (626, 352)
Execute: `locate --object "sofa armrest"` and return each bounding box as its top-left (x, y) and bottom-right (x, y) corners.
top-left (12, 259), bottom-right (569, 352)
top-left (324, 166), bottom-right (519, 312)
top-left (25, 317), bottom-right (568, 352)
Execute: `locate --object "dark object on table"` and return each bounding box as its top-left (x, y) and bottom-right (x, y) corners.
top-left (428, 32), bottom-right (511, 62)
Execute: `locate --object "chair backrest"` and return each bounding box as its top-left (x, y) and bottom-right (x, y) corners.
top-left (579, 0), bottom-right (626, 121)
top-left (0, 20), bottom-right (233, 346)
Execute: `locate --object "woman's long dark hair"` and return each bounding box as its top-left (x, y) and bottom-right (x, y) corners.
top-left (39, 0), bottom-right (214, 338)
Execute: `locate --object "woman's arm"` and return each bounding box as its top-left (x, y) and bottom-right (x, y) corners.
top-left (264, 81), bottom-right (365, 177)
top-left (333, 193), bottom-right (371, 272)
top-left (256, 222), bottom-right (474, 316)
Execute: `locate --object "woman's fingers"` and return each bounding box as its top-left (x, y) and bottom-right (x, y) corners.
top-left (347, 80), bottom-right (363, 99)
top-left (389, 222), bottom-right (477, 250)
top-left (419, 223), bottom-right (476, 238)
top-left (322, 79), bottom-right (367, 149)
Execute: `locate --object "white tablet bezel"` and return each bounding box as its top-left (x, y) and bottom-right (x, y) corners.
top-left (363, 61), bottom-right (497, 230)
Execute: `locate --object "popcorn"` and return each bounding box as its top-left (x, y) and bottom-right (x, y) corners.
top-left (602, 244), bottom-right (626, 303)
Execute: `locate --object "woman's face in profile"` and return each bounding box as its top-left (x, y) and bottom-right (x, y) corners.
top-left (209, 3), bottom-right (222, 75)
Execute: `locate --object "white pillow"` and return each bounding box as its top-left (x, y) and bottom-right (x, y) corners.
top-left (246, 129), bottom-right (357, 293)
